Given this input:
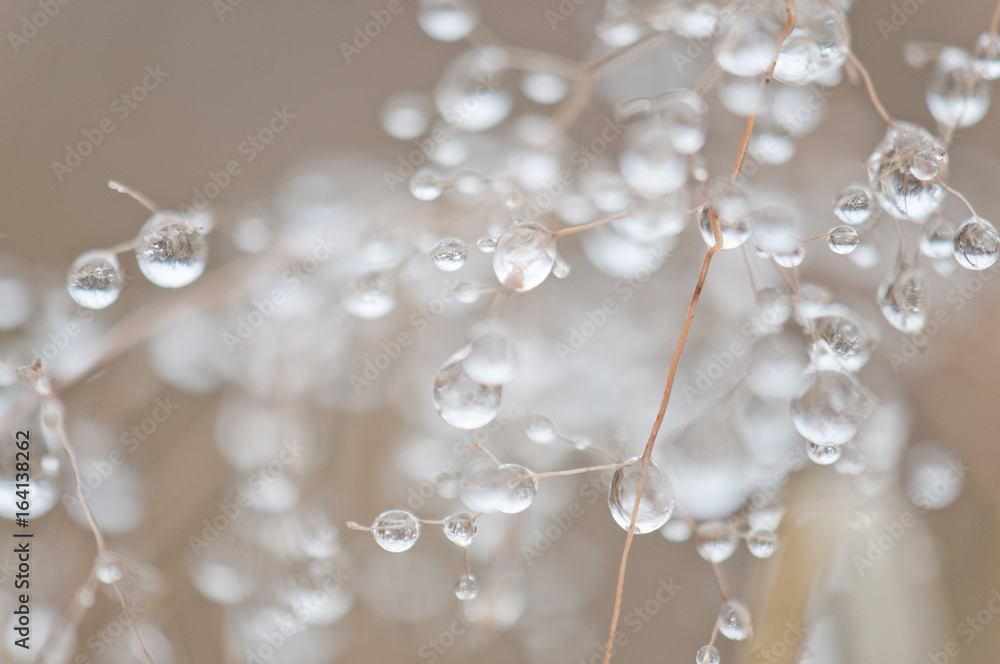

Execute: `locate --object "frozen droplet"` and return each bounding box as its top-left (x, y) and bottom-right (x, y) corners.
top-left (433, 351), bottom-right (502, 430)
top-left (696, 520), bottom-right (738, 563)
top-left (135, 213), bottom-right (207, 288)
top-left (380, 91), bottom-right (431, 140)
top-left (718, 599), bottom-right (753, 641)
top-left (697, 187), bottom-right (753, 250)
top-left (525, 414), bottom-right (557, 444)
top-left (867, 122), bottom-right (947, 222)
top-left (418, 0), bottom-right (478, 42)
top-left (372, 510), bottom-right (421, 553)
top-left (67, 251), bottom-right (124, 309)
top-left (462, 326), bottom-right (519, 385)
top-left (973, 32), bottom-right (1000, 80)
top-left (878, 266), bottom-right (928, 333)
top-left (520, 71), bottom-right (568, 105)
top-left (953, 216), bottom-right (1000, 270)
top-left (806, 441), bottom-right (842, 465)
top-left (833, 184), bottom-right (874, 225)
top-left (454, 573), bottom-right (479, 601)
top-left (342, 271), bottom-right (396, 319)
top-left (696, 644), bottom-right (721, 664)
top-left (827, 225), bottom-right (860, 254)
top-left (790, 370), bottom-right (870, 446)
top-left (927, 47), bottom-right (990, 129)
top-left (608, 457), bottom-right (675, 534)
top-left (431, 238), bottom-right (468, 271)
top-left (493, 222), bottom-right (556, 291)
top-left (747, 529), bottom-right (778, 558)
top-left (920, 218), bottom-right (955, 259)
top-left (410, 168), bottom-right (444, 201)
top-left (442, 513), bottom-right (477, 546)
top-left (454, 282), bottom-right (480, 303)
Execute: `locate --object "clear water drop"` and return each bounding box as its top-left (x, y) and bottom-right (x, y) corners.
top-left (833, 184), bottom-right (874, 225)
top-left (66, 250), bottom-right (124, 309)
top-left (973, 32), bottom-right (1000, 80)
top-left (520, 71), bottom-right (568, 105)
top-left (442, 513), bottom-right (477, 547)
top-left (920, 218), bottom-right (955, 259)
top-left (607, 457), bottom-right (675, 534)
top-left (454, 282), bottom-right (480, 303)
top-left (135, 213), bottom-right (207, 288)
top-left (827, 225), bottom-right (860, 254)
top-left (697, 187), bottom-right (753, 250)
top-left (927, 47), bottom-right (990, 129)
top-left (476, 236), bottom-right (498, 253)
top-left (431, 238), bottom-right (468, 271)
top-left (493, 222), bottom-right (556, 291)
top-left (909, 150), bottom-right (941, 181)
top-left (525, 414), bottom-right (557, 444)
top-left (410, 168), bottom-right (444, 201)
top-left (877, 266), bottom-right (928, 333)
top-left (718, 599), bottom-right (753, 641)
top-left (454, 573), bottom-right (479, 600)
top-left (380, 91), bottom-right (431, 140)
top-left (953, 216), bottom-right (1000, 270)
top-left (867, 122), bottom-right (948, 222)
top-left (433, 350), bottom-right (502, 429)
top-left (372, 510), bottom-right (421, 553)
top-left (696, 644), bottom-right (720, 664)
top-left (790, 370), bottom-right (870, 446)
top-left (695, 520), bottom-right (738, 562)
top-left (342, 271), bottom-right (396, 319)
top-left (747, 529), bottom-right (778, 558)
top-left (418, 0), bottom-right (479, 42)
top-left (806, 441), bottom-right (842, 465)
top-left (462, 326), bottom-right (519, 385)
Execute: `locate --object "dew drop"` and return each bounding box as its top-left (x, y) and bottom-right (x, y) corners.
top-left (418, 0), bottom-right (479, 42)
top-left (607, 457), bottom-right (675, 534)
top-left (493, 222), bottom-right (556, 291)
top-left (833, 184), bottom-right (874, 226)
top-left (827, 225), bottom-right (860, 255)
top-left (454, 282), bottom-right (480, 303)
top-left (442, 513), bottom-right (477, 547)
top-left (525, 414), bottom-right (557, 444)
top-left (877, 266), bottom-right (928, 333)
top-left (973, 32), bottom-right (1000, 80)
top-left (454, 573), bottom-right (479, 601)
top-left (953, 216), bottom-right (1000, 270)
top-left (717, 599), bottom-right (753, 641)
top-left (747, 529), bottom-right (778, 558)
top-left (927, 47), bottom-right (990, 129)
top-left (380, 91), bottom-right (431, 140)
top-left (867, 122), bottom-right (947, 222)
top-left (806, 441), bottom-right (842, 465)
top-left (342, 271), bottom-right (396, 320)
top-left (372, 510), bottom-right (421, 553)
top-left (67, 250), bottom-right (124, 309)
top-left (790, 370), bottom-right (870, 446)
top-left (431, 238), bottom-right (468, 271)
top-left (135, 213), bottom-right (207, 288)
top-left (410, 168), bottom-right (444, 201)
top-left (695, 520), bottom-right (738, 562)
top-left (462, 325), bottom-right (519, 385)
top-left (433, 351), bottom-right (502, 430)
top-left (697, 187), bottom-right (753, 250)
top-left (696, 644), bottom-right (721, 664)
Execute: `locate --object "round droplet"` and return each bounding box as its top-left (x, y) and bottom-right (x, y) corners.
top-left (953, 216), bottom-right (1000, 270)
top-left (442, 513), bottom-right (477, 547)
top-left (608, 457), bottom-right (675, 534)
top-left (520, 71), bottom-right (568, 105)
top-left (718, 600), bottom-right (753, 641)
top-left (660, 518), bottom-right (692, 542)
top-left (342, 271), bottom-right (396, 319)
top-left (715, 5), bottom-right (783, 77)
top-left (418, 0), bottom-right (479, 42)
top-left (476, 236), bottom-right (498, 253)
top-left (867, 123), bottom-right (948, 222)
top-left (496, 464), bottom-right (537, 513)
top-left (833, 185), bottom-right (873, 226)
top-left (433, 351), bottom-right (502, 430)
top-left (431, 238), bottom-right (468, 271)
top-left (796, 282), bottom-right (832, 319)
top-left (906, 440), bottom-right (965, 510)
top-left (525, 414), bottom-right (556, 444)
top-left (806, 441), bottom-right (842, 465)
top-left (410, 168), bottom-right (444, 201)
top-left (827, 225), bottom-right (860, 255)
top-left (695, 520), bottom-right (738, 563)
top-left (372, 510), bottom-right (421, 553)
top-left (380, 90), bottom-right (431, 140)
top-left (462, 326), bottom-right (519, 385)
top-left (696, 644), bottom-right (720, 664)
top-left (812, 311), bottom-right (872, 372)
top-left (877, 267), bottom-right (928, 334)
top-left (790, 370), bottom-right (870, 446)
top-left (67, 251), bottom-right (124, 309)
top-left (454, 282), bottom-right (480, 303)
top-left (135, 213), bottom-right (207, 288)
top-left (927, 47), bottom-right (990, 129)
top-left (973, 32), bottom-right (1000, 80)
top-left (920, 218), bottom-right (955, 259)
top-left (747, 529), bottom-right (778, 558)
top-left (454, 573), bottom-right (479, 601)
top-left (697, 187), bottom-right (753, 250)
top-left (910, 150), bottom-right (941, 181)
top-left (493, 222), bottom-right (556, 292)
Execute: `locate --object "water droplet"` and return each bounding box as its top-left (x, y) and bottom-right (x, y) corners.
top-left (927, 47), bottom-right (990, 129)
top-left (877, 266), bottom-right (928, 333)
top-left (909, 150), bottom-right (941, 181)
top-left (342, 271), bottom-right (396, 319)
top-left (747, 529), bottom-right (778, 558)
top-left (867, 122), bottom-right (948, 222)
top-left (596, 2), bottom-right (643, 47)
top-left (695, 520), bottom-right (738, 562)
top-left (697, 187), bottom-right (753, 250)
top-left (496, 464), bottom-right (537, 513)
top-left (462, 325), bottom-right (519, 385)
top-left (418, 0), bottom-right (479, 42)
top-left (608, 457), bottom-right (675, 534)
top-left (436, 49), bottom-right (512, 132)
top-left (827, 225), bottom-right (860, 254)
top-left (715, 4), bottom-right (783, 77)
top-left (973, 32), bottom-right (1000, 80)
top-left (135, 213), bottom-right (207, 288)
top-left (410, 168), bottom-right (444, 201)
top-left (525, 414), bottom-right (557, 444)
top-left (753, 204), bottom-right (803, 267)
top-left (619, 119), bottom-right (688, 197)
top-left (433, 351), bottom-right (502, 430)
top-left (660, 1), bottom-right (718, 38)
top-left (431, 238), bottom-right (468, 271)
top-left (717, 599), bottom-right (753, 640)
top-left (772, 0), bottom-right (848, 85)
top-left (796, 282), bottom-right (832, 319)
top-left (906, 439), bottom-right (965, 509)
top-left (476, 236), bottom-right (498, 253)
top-left (833, 184), bottom-right (874, 225)
top-left (454, 573), bottom-right (479, 600)
top-left (372, 510), bottom-right (421, 552)
top-left (812, 311), bottom-right (873, 372)
top-left (520, 71), bottom-right (568, 105)
top-left (493, 222), bottom-right (556, 291)
top-left (454, 282), bottom-right (480, 303)
top-left (455, 171), bottom-right (486, 195)
top-left (655, 90), bottom-right (708, 154)
top-left (920, 218), bottom-right (955, 259)
top-left (806, 441), bottom-right (842, 465)
top-left (953, 216), bottom-right (1000, 270)
top-left (67, 251), bottom-right (124, 309)
top-left (380, 91), bottom-right (431, 140)
top-left (790, 370), bottom-right (870, 446)
top-left (696, 644), bottom-right (721, 664)
top-left (660, 518), bottom-right (692, 542)
top-left (442, 513), bottom-right (477, 547)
